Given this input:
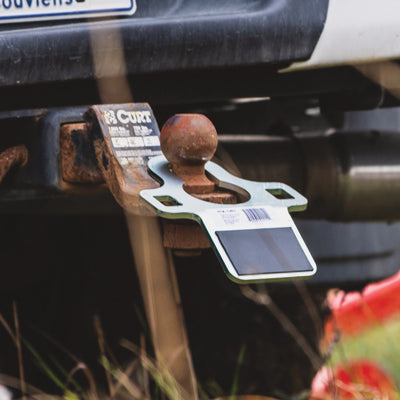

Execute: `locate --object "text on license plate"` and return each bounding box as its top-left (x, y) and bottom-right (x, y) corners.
top-left (0, 0), bottom-right (136, 23)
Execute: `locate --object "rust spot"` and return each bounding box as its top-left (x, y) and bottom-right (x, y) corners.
top-left (162, 220), bottom-right (211, 250)
top-left (60, 123), bottom-right (104, 184)
top-left (0, 145), bottom-right (28, 183)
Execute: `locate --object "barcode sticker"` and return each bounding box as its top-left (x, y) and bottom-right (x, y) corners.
top-left (215, 207), bottom-right (272, 226)
top-left (242, 208), bottom-right (270, 222)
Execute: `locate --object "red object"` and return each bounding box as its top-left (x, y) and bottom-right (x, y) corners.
top-left (314, 271), bottom-right (400, 400)
top-left (310, 361), bottom-right (398, 400)
top-left (325, 269), bottom-right (400, 338)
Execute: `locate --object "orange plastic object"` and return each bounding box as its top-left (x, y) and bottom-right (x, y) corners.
top-left (325, 269), bottom-right (400, 338)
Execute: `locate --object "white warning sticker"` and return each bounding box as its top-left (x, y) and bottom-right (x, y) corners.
top-left (143, 136), bottom-right (160, 147)
top-left (89, 103), bottom-right (162, 167)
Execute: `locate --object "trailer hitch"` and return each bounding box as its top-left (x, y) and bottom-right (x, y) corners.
top-left (60, 104), bottom-right (316, 283)
top-left (141, 113), bottom-right (316, 283)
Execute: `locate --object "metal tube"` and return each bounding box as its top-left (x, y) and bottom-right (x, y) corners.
top-left (218, 131), bottom-right (400, 221)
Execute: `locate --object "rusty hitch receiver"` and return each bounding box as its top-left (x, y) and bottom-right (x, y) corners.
top-left (141, 114), bottom-right (317, 283)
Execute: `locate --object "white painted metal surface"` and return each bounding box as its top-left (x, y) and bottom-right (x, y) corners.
top-left (284, 0), bottom-right (400, 71)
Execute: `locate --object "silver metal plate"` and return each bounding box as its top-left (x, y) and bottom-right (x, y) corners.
top-left (140, 155), bottom-right (317, 283)
top-left (0, 0), bottom-right (136, 24)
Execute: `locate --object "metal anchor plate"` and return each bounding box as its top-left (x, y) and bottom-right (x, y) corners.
top-left (140, 155), bottom-right (317, 283)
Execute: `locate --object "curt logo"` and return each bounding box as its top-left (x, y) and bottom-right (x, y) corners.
top-left (116, 110), bottom-right (152, 125)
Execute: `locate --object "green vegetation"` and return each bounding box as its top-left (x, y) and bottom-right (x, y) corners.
top-left (330, 315), bottom-right (400, 387)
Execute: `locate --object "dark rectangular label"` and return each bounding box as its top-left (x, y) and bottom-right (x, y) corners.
top-left (216, 227), bottom-right (314, 276)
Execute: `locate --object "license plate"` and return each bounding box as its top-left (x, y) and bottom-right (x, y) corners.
top-left (0, 0), bottom-right (136, 24)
